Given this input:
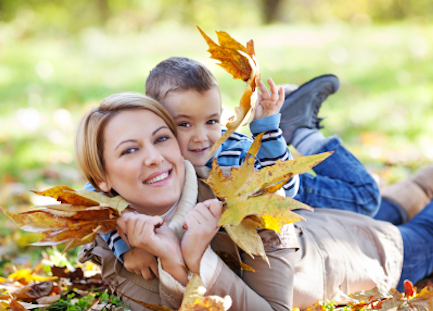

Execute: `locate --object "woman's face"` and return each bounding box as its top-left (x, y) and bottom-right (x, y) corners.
top-left (99, 109), bottom-right (185, 215)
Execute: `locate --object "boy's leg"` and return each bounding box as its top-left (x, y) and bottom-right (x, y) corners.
top-left (396, 199), bottom-right (433, 291)
top-left (279, 75), bottom-right (380, 216)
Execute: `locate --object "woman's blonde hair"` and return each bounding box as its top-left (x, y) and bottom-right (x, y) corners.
top-left (75, 92), bottom-right (177, 195)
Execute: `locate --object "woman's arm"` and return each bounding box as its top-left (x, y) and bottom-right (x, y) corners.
top-left (180, 199), bottom-right (298, 310)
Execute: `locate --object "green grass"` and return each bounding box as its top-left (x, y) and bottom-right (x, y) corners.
top-left (0, 21), bottom-right (432, 206)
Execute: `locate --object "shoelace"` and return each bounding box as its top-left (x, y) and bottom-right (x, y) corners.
top-left (311, 93), bottom-right (326, 129)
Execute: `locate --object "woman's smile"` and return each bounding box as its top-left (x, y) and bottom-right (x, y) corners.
top-left (143, 169), bottom-right (172, 185)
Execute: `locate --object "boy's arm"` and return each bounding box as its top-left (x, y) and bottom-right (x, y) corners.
top-left (250, 114), bottom-right (300, 198)
top-left (83, 183), bottom-right (133, 261)
top-left (100, 231), bottom-right (132, 263)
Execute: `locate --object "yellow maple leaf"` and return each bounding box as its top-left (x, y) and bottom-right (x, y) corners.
top-left (0, 186), bottom-right (129, 252)
top-left (197, 26), bottom-right (260, 159)
top-left (204, 133), bottom-right (333, 262)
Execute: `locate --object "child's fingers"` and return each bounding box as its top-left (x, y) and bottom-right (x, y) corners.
top-left (150, 259), bottom-right (159, 278)
top-left (257, 80), bottom-right (270, 99)
top-left (141, 268), bottom-right (155, 280)
top-left (267, 78), bottom-right (280, 99)
top-left (278, 86), bottom-right (285, 102)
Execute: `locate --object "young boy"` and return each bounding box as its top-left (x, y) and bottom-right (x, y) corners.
top-left (144, 57), bottom-right (298, 193)
top-left (85, 56), bottom-right (300, 279)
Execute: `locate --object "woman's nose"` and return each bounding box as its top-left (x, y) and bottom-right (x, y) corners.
top-left (143, 146), bottom-right (164, 166)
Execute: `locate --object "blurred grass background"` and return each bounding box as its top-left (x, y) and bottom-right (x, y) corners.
top-left (1, 0), bottom-right (433, 258)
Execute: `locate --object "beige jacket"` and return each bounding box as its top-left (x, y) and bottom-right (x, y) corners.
top-left (79, 164), bottom-right (404, 311)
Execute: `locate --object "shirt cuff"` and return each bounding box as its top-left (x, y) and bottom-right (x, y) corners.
top-left (199, 246), bottom-right (219, 288)
top-left (158, 258), bottom-right (189, 294)
top-left (250, 114), bottom-right (281, 134)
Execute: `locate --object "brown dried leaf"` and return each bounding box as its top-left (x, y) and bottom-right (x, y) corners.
top-left (214, 251), bottom-right (256, 272)
top-left (8, 295), bottom-right (30, 311)
top-left (51, 266), bottom-right (84, 281)
top-left (0, 187), bottom-right (124, 251)
top-left (197, 26), bottom-right (260, 159)
top-left (0, 282), bottom-right (53, 302)
top-left (32, 186), bottom-right (99, 206)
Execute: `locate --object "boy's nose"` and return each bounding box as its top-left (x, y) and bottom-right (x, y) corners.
top-left (193, 129), bottom-right (207, 143)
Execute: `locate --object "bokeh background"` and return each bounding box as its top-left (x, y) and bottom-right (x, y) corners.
top-left (1, 0), bottom-right (433, 258)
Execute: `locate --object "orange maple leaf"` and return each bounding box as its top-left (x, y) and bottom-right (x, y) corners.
top-left (197, 26), bottom-right (260, 159)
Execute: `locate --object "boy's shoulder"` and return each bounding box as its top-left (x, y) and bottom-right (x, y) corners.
top-left (217, 130), bottom-right (253, 159)
top-left (221, 129), bottom-right (253, 144)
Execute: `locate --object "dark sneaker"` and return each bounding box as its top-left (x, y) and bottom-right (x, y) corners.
top-left (279, 74), bottom-right (340, 144)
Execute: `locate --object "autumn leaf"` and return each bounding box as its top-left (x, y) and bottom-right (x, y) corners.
top-left (197, 26), bottom-right (260, 159)
top-left (215, 251), bottom-right (256, 272)
top-left (0, 186), bottom-right (129, 252)
top-left (204, 133), bottom-right (333, 262)
top-left (179, 274), bottom-right (231, 311)
top-left (5, 270), bottom-right (57, 285)
top-left (403, 279), bottom-right (416, 298)
top-left (7, 295), bottom-right (30, 311)
top-left (0, 282), bottom-right (54, 302)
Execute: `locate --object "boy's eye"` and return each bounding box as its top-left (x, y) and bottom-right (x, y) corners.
top-left (121, 148), bottom-right (138, 156)
top-left (178, 122), bottom-right (190, 127)
top-left (155, 136), bottom-right (169, 143)
top-left (207, 119), bottom-right (219, 125)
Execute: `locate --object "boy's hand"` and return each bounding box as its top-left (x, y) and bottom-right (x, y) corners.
top-left (181, 199), bottom-right (223, 273)
top-left (123, 247), bottom-right (158, 280)
top-left (255, 77), bottom-right (285, 120)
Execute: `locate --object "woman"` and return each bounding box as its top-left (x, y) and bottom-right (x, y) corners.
top-left (76, 92), bottom-right (433, 311)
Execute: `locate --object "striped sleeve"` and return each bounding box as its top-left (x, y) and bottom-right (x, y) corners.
top-left (100, 231), bottom-right (132, 263)
top-left (250, 114), bottom-right (300, 198)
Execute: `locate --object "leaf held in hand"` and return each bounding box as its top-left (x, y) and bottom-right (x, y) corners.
top-left (205, 134), bottom-right (332, 262)
top-left (197, 26), bottom-right (260, 159)
top-left (0, 186), bottom-right (129, 251)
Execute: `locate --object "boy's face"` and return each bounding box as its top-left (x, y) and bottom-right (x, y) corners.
top-left (162, 87), bottom-right (222, 167)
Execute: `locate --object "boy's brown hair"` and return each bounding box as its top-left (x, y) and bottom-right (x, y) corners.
top-left (145, 57), bottom-right (219, 102)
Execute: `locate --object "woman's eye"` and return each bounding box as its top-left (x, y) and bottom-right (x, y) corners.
top-left (178, 122), bottom-right (190, 127)
top-left (207, 119), bottom-right (218, 125)
top-left (155, 136), bottom-right (169, 143)
top-left (121, 148), bottom-right (138, 155)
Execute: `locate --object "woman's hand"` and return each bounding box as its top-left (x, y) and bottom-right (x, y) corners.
top-left (181, 199), bottom-right (223, 273)
top-left (118, 212), bottom-right (188, 285)
top-left (118, 212), bottom-right (177, 259)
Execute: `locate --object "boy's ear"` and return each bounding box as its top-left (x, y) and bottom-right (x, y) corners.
top-left (98, 181), bottom-right (111, 192)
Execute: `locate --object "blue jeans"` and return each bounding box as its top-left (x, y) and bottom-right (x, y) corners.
top-left (393, 199), bottom-right (433, 291)
top-left (374, 199), bottom-right (407, 225)
top-left (291, 135), bottom-right (381, 216)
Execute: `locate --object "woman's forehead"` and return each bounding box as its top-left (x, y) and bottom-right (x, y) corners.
top-left (104, 109), bottom-right (168, 139)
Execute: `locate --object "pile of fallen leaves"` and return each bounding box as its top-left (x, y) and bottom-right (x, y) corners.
top-left (0, 251), bottom-right (116, 311)
top-left (303, 280), bottom-right (433, 311)
top-left (0, 251), bottom-right (230, 311)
